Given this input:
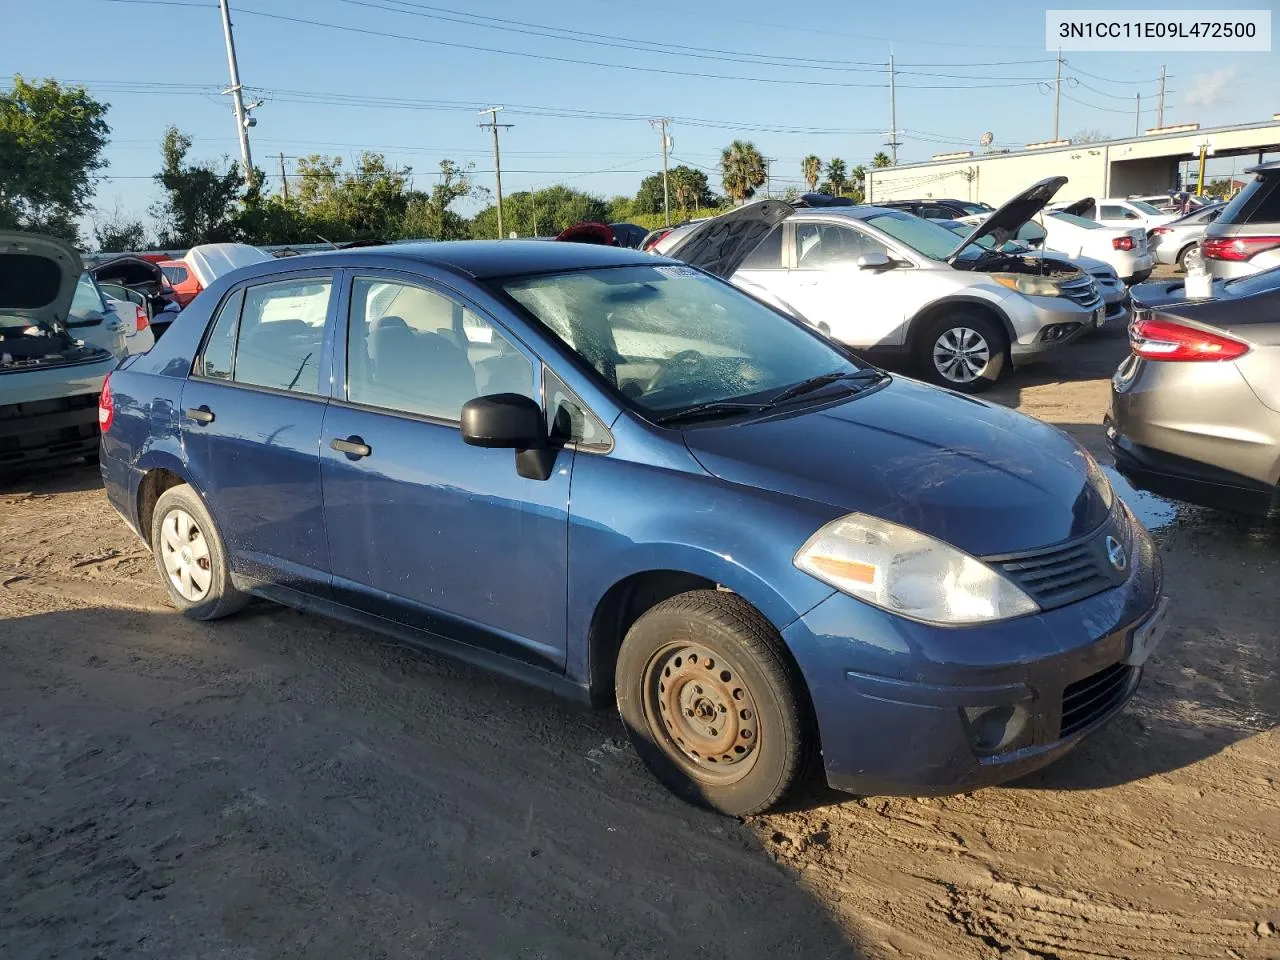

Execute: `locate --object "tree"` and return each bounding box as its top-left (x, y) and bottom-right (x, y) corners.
top-left (0, 76), bottom-right (110, 242)
top-left (801, 155), bottom-right (823, 193)
top-left (152, 126), bottom-right (242, 247)
top-left (824, 158), bottom-right (848, 195)
top-left (470, 185), bottom-right (609, 239)
top-left (1071, 128), bottom-right (1109, 143)
top-left (1203, 178), bottom-right (1234, 199)
top-left (634, 165), bottom-right (713, 216)
top-left (720, 140), bottom-right (766, 204)
top-left (92, 202), bottom-right (148, 252)
top-left (401, 159), bottom-right (483, 240)
top-left (871, 151), bottom-right (893, 168)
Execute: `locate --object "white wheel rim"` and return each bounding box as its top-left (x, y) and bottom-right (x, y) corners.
top-left (160, 508), bottom-right (213, 601)
top-left (932, 326), bottom-right (991, 384)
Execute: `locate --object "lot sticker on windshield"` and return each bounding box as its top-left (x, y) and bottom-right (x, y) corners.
top-left (655, 265), bottom-right (699, 279)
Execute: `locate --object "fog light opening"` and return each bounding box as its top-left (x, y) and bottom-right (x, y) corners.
top-left (962, 702), bottom-right (1033, 757)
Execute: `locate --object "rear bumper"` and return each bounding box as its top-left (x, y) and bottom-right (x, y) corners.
top-left (783, 512), bottom-right (1162, 796)
top-left (0, 393), bottom-right (101, 471)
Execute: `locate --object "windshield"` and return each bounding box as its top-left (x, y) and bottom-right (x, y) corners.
top-left (954, 202), bottom-right (990, 215)
top-left (937, 220), bottom-right (1025, 253)
top-left (1049, 212), bottom-right (1102, 230)
top-left (1128, 199), bottom-right (1165, 216)
top-left (860, 210), bottom-right (965, 260)
top-left (499, 264), bottom-right (864, 419)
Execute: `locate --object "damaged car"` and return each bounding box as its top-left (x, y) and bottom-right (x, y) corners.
top-left (90, 254), bottom-right (182, 339)
top-left (1, 232), bottom-right (119, 471)
top-left (663, 177), bottom-right (1105, 392)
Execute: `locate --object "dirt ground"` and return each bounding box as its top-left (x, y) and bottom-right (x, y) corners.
top-left (2, 307), bottom-right (1278, 959)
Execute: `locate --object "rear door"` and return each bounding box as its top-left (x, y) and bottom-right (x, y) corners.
top-left (180, 270), bottom-right (336, 595)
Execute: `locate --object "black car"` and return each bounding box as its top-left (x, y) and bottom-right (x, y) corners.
top-left (877, 198), bottom-right (994, 220)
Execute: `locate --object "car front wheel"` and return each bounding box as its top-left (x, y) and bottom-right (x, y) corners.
top-left (615, 590), bottom-right (813, 816)
top-left (919, 311), bottom-right (1007, 393)
top-left (150, 483), bottom-right (248, 620)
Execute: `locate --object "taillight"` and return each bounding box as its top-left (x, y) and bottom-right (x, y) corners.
top-left (643, 229), bottom-right (672, 251)
top-left (134, 305), bottom-right (149, 333)
top-left (98, 373), bottom-right (115, 432)
top-left (1200, 236), bottom-right (1280, 262)
top-left (1130, 316), bottom-right (1249, 362)
top-left (1151, 226), bottom-right (1173, 235)
top-left (1112, 236), bottom-right (1135, 251)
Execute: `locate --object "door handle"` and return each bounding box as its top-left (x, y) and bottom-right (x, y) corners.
top-left (185, 406), bottom-right (215, 424)
top-left (330, 435), bottom-right (371, 458)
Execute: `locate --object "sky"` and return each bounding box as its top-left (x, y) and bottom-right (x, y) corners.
top-left (8, 0), bottom-right (1279, 236)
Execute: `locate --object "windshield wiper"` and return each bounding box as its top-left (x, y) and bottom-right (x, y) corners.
top-left (653, 400), bottom-right (771, 425)
top-left (768, 369), bottom-right (886, 406)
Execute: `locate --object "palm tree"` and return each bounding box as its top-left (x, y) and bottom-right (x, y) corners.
top-left (871, 151), bottom-right (893, 168)
top-left (720, 140), bottom-right (766, 204)
top-left (825, 158), bottom-right (847, 196)
top-left (801, 155), bottom-right (823, 193)
top-left (848, 164), bottom-right (867, 203)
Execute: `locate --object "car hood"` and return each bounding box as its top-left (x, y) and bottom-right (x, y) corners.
top-left (662, 199), bottom-right (794, 279)
top-left (681, 377), bottom-right (1110, 557)
top-left (946, 177), bottom-right (1067, 264)
top-left (0, 231), bottom-right (81, 329)
top-left (184, 242), bottom-right (272, 288)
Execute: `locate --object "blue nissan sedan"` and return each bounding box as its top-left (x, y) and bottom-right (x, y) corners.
top-left (98, 232), bottom-right (1165, 815)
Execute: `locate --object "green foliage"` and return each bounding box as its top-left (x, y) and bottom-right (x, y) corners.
top-left (0, 75), bottom-right (110, 243)
top-left (1203, 178), bottom-right (1234, 199)
top-left (92, 203), bottom-right (149, 252)
top-left (801, 155), bottom-right (822, 193)
top-left (634, 165), bottom-right (715, 217)
top-left (720, 140), bottom-right (766, 204)
top-left (470, 185), bottom-right (609, 239)
top-left (823, 158), bottom-right (848, 196)
top-left (606, 195), bottom-right (634, 222)
top-left (401, 159), bottom-right (482, 240)
top-left (871, 151), bottom-right (893, 168)
top-left (152, 126), bottom-right (243, 247)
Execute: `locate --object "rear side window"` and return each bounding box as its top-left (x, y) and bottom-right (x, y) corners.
top-left (1099, 205), bottom-right (1137, 220)
top-left (232, 279), bottom-right (331, 394)
top-left (739, 225), bottom-right (783, 269)
top-left (1218, 174), bottom-right (1280, 225)
top-left (162, 265), bottom-right (189, 284)
top-left (198, 289), bottom-right (244, 380)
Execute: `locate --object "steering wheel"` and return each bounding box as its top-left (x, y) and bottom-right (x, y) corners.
top-left (647, 349), bottom-right (712, 393)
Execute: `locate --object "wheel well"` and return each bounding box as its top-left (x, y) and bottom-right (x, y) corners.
top-left (136, 468), bottom-right (186, 545)
top-left (908, 300), bottom-right (1013, 355)
top-left (587, 570), bottom-right (715, 706)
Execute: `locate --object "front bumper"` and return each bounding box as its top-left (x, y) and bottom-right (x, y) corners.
top-left (1007, 297), bottom-right (1097, 364)
top-left (783, 509), bottom-right (1162, 796)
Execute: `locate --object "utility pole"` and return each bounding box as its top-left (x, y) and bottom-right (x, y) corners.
top-left (886, 52), bottom-right (900, 165)
top-left (1157, 65), bottom-right (1166, 128)
top-left (278, 152), bottom-right (288, 201)
top-left (1134, 93), bottom-right (1141, 136)
top-left (218, 0), bottom-right (254, 187)
top-left (763, 158), bottom-right (776, 199)
top-left (1052, 47), bottom-right (1062, 141)
top-left (650, 118), bottom-right (672, 226)
top-left (479, 106), bottom-right (513, 238)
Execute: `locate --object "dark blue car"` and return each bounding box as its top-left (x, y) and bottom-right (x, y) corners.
top-left (98, 237), bottom-right (1165, 815)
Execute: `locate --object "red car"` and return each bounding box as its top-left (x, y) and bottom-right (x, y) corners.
top-left (159, 259), bottom-right (202, 307)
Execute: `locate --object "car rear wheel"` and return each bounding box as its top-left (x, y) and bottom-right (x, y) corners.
top-left (919, 311), bottom-right (1007, 393)
top-left (151, 484), bottom-right (248, 620)
top-left (1176, 243), bottom-right (1198, 271)
top-left (615, 590), bottom-right (813, 816)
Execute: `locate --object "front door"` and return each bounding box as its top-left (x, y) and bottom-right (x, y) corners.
top-left (775, 221), bottom-right (914, 348)
top-left (180, 273), bottom-right (336, 594)
top-left (320, 272), bottom-right (571, 671)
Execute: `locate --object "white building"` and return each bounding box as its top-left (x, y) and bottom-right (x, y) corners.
top-left (865, 116), bottom-right (1280, 208)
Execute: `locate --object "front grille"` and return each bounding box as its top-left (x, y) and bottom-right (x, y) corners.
top-left (1060, 275), bottom-right (1103, 310)
top-left (988, 511), bottom-right (1131, 610)
top-left (1060, 662), bottom-right (1134, 737)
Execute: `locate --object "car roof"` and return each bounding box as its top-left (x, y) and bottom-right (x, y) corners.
top-left (789, 206), bottom-right (907, 221)
top-left (1245, 159), bottom-right (1280, 173)
top-left (227, 240), bottom-right (660, 281)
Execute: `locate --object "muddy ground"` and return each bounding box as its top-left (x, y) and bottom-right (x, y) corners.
top-left (2, 313), bottom-right (1278, 959)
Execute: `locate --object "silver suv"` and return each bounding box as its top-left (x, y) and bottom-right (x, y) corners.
top-left (1201, 160), bottom-right (1280, 279)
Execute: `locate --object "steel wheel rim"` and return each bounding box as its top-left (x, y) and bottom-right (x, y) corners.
top-left (642, 641), bottom-right (762, 785)
top-left (159, 508), bottom-right (212, 602)
top-left (932, 326), bottom-right (991, 383)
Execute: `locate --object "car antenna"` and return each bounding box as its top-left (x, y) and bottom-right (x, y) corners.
top-left (316, 235), bottom-right (339, 250)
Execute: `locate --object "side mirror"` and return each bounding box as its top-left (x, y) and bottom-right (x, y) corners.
top-left (461, 393), bottom-right (554, 480)
top-left (855, 252), bottom-right (893, 270)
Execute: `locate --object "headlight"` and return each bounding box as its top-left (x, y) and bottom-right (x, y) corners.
top-left (991, 272), bottom-right (1063, 297)
top-left (794, 514), bottom-right (1039, 625)
top-left (1082, 449), bottom-right (1114, 510)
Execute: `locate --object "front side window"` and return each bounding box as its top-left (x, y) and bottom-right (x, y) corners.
top-left (795, 223), bottom-right (888, 268)
top-left (233, 278), bottom-right (331, 394)
top-left (347, 277), bottom-right (534, 421)
top-left (501, 265), bottom-right (864, 419)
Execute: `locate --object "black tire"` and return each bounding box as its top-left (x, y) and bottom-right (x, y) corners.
top-left (150, 483), bottom-right (248, 620)
top-left (917, 310), bottom-right (1007, 394)
top-left (615, 590), bottom-right (814, 816)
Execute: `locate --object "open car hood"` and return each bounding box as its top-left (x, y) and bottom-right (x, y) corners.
top-left (90, 255), bottom-right (165, 288)
top-left (0, 231), bottom-right (81, 330)
top-left (946, 176), bottom-right (1067, 264)
top-left (662, 199), bottom-right (794, 279)
top-left (183, 242), bottom-right (272, 288)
